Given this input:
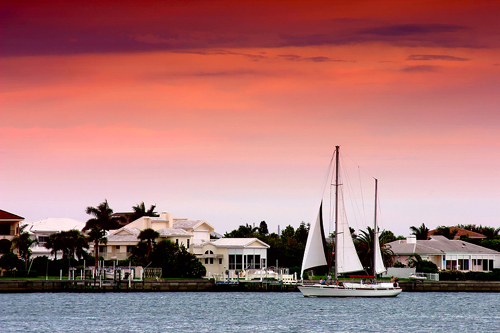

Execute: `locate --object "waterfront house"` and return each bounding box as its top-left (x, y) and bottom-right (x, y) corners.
top-left (428, 227), bottom-right (487, 240)
top-left (0, 209), bottom-right (23, 256)
top-left (101, 211), bottom-right (270, 277)
top-left (192, 237), bottom-right (270, 278)
top-left (22, 218), bottom-right (86, 259)
top-left (387, 235), bottom-right (500, 271)
top-left (103, 211), bottom-right (213, 259)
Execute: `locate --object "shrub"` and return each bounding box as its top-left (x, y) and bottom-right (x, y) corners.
top-left (439, 270), bottom-right (465, 281)
top-left (393, 261), bottom-right (405, 268)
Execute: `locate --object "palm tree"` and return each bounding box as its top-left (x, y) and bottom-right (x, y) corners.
top-left (479, 227), bottom-right (500, 240)
top-left (83, 200), bottom-right (123, 231)
top-left (406, 253), bottom-right (423, 268)
top-left (62, 230), bottom-right (89, 260)
top-left (410, 223), bottom-right (429, 240)
top-left (88, 226), bottom-right (107, 269)
top-left (355, 227), bottom-right (394, 273)
top-left (434, 226), bottom-right (458, 240)
top-left (44, 230), bottom-right (88, 260)
top-left (11, 225), bottom-right (38, 269)
top-left (138, 228), bottom-right (160, 260)
top-left (45, 233), bottom-right (63, 260)
top-left (131, 202), bottom-right (158, 222)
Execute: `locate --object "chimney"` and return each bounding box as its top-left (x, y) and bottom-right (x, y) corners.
top-left (160, 211), bottom-right (173, 228)
top-left (407, 235), bottom-right (417, 244)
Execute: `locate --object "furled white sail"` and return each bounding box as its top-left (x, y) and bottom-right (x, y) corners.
top-left (300, 203), bottom-right (328, 278)
top-left (336, 215), bottom-right (364, 274)
top-left (374, 230), bottom-right (386, 275)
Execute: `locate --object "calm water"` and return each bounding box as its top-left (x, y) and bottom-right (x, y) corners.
top-left (1, 292), bottom-right (499, 332)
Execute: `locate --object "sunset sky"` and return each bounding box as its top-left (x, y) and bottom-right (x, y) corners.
top-left (1, 0), bottom-right (499, 237)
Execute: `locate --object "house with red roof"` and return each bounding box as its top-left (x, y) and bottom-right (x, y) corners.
top-left (428, 227), bottom-right (487, 240)
top-left (0, 209), bottom-right (24, 256)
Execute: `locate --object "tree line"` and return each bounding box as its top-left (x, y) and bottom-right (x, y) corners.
top-left (223, 221), bottom-right (500, 276)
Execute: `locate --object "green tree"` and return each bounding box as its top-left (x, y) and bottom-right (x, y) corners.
top-left (44, 233), bottom-right (63, 260)
top-left (0, 252), bottom-right (23, 272)
top-left (149, 239), bottom-right (206, 278)
top-left (88, 227), bottom-right (107, 269)
top-left (410, 223), bottom-right (429, 240)
top-left (224, 224), bottom-right (258, 238)
top-left (131, 202), bottom-right (159, 222)
top-left (63, 230), bottom-right (89, 259)
top-left (11, 225), bottom-right (38, 269)
top-left (479, 226), bottom-right (500, 240)
top-left (44, 230), bottom-right (88, 260)
top-left (433, 226), bottom-right (458, 240)
top-left (138, 228), bottom-right (160, 260)
top-left (281, 225), bottom-right (295, 239)
top-left (294, 222), bottom-right (309, 244)
top-left (130, 241), bottom-right (149, 266)
top-left (83, 200), bottom-right (123, 231)
top-left (258, 221), bottom-right (269, 236)
top-left (355, 227), bottom-right (394, 273)
top-left (406, 253), bottom-right (438, 273)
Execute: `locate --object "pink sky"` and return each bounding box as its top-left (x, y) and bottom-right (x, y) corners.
top-left (1, 1), bottom-right (499, 236)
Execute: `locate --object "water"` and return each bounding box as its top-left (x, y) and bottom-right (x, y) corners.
top-left (1, 292), bottom-right (499, 332)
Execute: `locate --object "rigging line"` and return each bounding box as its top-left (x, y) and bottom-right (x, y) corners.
top-left (358, 165), bottom-right (366, 228)
top-left (339, 150), bottom-right (365, 232)
top-left (342, 149), bottom-right (377, 180)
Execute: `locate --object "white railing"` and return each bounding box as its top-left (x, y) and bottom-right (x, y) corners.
top-left (212, 267), bottom-right (298, 284)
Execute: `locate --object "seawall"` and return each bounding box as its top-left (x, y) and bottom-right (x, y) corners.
top-left (0, 279), bottom-right (297, 293)
top-left (400, 280), bottom-right (500, 292)
top-left (0, 279), bottom-right (216, 293)
top-left (3, 279), bottom-right (500, 293)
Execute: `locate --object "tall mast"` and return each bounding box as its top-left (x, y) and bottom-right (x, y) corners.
top-left (373, 178), bottom-right (378, 280)
top-left (334, 146), bottom-right (340, 282)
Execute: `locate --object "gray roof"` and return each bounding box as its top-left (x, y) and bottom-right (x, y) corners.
top-left (107, 226), bottom-right (192, 242)
top-left (157, 228), bottom-right (192, 237)
top-left (387, 235), bottom-right (500, 255)
top-left (107, 228), bottom-right (141, 242)
top-left (173, 219), bottom-right (215, 231)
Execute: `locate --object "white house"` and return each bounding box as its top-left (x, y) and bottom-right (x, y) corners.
top-left (102, 211), bottom-right (270, 277)
top-left (388, 235), bottom-right (500, 271)
top-left (22, 218), bottom-right (86, 259)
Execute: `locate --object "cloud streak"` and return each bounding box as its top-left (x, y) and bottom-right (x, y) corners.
top-left (407, 55), bottom-right (470, 61)
top-left (2, 2), bottom-right (499, 56)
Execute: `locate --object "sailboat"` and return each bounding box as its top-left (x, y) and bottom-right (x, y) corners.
top-left (298, 146), bottom-right (402, 297)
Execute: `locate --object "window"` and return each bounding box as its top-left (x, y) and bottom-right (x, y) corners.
top-left (245, 254), bottom-right (261, 269)
top-left (38, 236), bottom-right (50, 244)
top-left (219, 258), bottom-right (222, 265)
top-left (204, 250), bottom-right (214, 265)
top-left (99, 245), bottom-right (107, 253)
top-left (176, 239), bottom-right (179, 245)
top-left (229, 254), bottom-right (243, 270)
top-left (187, 239), bottom-right (190, 249)
top-left (0, 224), bottom-right (10, 235)
top-left (127, 246), bottom-right (134, 253)
top-left (115, 246), bottom-right (120, 250)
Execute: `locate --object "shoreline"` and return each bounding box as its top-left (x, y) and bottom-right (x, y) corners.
top-left (2, 279), bottom-right (500, 293)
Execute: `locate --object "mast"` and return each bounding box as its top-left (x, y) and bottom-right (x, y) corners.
top-left (373, 178), bottom-right (378, 281)
top-left (334, 146), bottom-right (340, 282)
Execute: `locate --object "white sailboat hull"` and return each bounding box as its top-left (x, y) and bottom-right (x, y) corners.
top-left (298, 283), bottom-right (402, 297)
